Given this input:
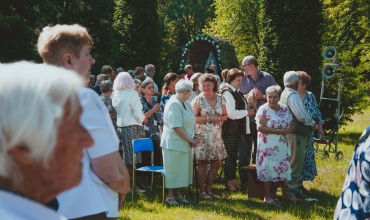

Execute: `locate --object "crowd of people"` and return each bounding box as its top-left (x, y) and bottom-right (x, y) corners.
top-left (2, 23), bottom-right (362, 220)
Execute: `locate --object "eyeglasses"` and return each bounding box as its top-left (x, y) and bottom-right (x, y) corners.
top-left (242, 64), bottom-right (251, 67)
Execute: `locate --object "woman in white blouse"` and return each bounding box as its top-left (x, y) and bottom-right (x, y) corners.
top-left (112, 72), bottom-right (146, 192)
top-left (220, 69), bottom-right (255, 192)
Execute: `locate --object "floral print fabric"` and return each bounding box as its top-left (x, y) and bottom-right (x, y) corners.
top-left (191, 93), bottom-right (228, 160)
top-left (334, 126), bottom-right (370, 220)
top-left (300, 91), bottom-right (322, 181)
top-left (256, 103), bottom-right (293, 182)
top-left (140, 96), bottom-right (162, 142)
top-left (100, 95), bottom-right (117, 130)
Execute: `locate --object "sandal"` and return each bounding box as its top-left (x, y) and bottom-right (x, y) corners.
top-left (264, 198), bottom-right (280, 207)
top-left (165, 197), bottom-right (179, 206)
top-left (207, 192), bottom-right (221, 199)
top-left (175, 195), bottom-right (191, 204)
top-left (199, 192), bottom-right (212, 200)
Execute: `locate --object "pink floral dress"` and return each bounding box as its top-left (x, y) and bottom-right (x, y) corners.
top-left (256, 103), bottom-right (293, 182)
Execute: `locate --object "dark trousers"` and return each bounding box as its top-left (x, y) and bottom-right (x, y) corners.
top-left (238, 134), bottom-right (253, 185)
top-left (250, 122), bottom-right (258, 164)
top-left (223, 135), bottom-right (240, 180)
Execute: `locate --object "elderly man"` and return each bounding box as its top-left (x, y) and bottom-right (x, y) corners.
top-left (184, 64), bottom-right (195, 80)
top-left (145, 64), bottom-right (161, 100)
top-left (0, 62), bottom-right (93, 219)
top-left (280, 71), bottom-right (315, 201)
top-left (37, 24), bottom-right (130, 219)
top-left (92, 74), bottom-right (106, 95)
top-left (239, 55), bottom-right (276, 188)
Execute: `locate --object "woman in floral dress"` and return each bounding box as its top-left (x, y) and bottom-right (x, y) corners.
top-left (192, 74), bottom-right (228, 199)
top-left (256, 85), bottom-right (293, 206)
top-left (297, 71), bottom-right (325, 193)
top-left (139, 79), bottom-right (163, 188)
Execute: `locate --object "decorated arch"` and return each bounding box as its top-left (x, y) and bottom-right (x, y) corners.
top-left (179, 34), bottom-right (239, 76)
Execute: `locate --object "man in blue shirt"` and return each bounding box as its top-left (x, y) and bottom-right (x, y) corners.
top-left (239, 55), bottom-right (276, 187)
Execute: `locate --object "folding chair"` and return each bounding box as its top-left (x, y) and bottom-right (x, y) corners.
top-left (132, 138), bottom-right (165, 203)
top-left (313, 122), bottom-right (338, 157)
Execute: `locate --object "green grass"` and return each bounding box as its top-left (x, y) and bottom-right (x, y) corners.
top-left (120, 107), bottom-right (370, 220)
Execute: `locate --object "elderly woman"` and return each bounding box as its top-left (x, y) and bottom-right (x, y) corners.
top-left (0, 62), bottom-right (93, 219)
top-left (160, 72), bottom-right (179, 112)
top-left (100, 80), bottom-right (117, 130)
top-left (297, 71), bottom-right (325, 194)
top-left (140, 79), bottom-right (163, 188)
top-left (192, 74), bottom-right (228, 199)
top-left (112, 72), bottom-right (146, 192)
top-left (221, 68), bottom-right (254, 191)
top-left (255, 85), bottom-right (293, 206)
top-left (188, 72), bottom-right (202, 103)
top-left (161, 79), bottom-right (199, 206)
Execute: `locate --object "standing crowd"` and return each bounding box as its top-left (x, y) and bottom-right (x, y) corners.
top-left (3, 23), bottom-right (353, 220)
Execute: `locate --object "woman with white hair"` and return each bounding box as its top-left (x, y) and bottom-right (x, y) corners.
top-left (112, 72), bottom-right (146, 192)
top-left (255, 85), bottom-right (293, 207)
top-left (161, 79), bottom-right (199, 206)
top-left (0, 62), bottom-right (93, 219)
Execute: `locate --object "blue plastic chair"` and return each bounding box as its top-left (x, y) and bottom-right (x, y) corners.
top-left (132, 138), bottom-right (165, 203)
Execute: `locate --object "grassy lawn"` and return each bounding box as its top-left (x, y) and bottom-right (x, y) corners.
top-left (120, 107), bottom-right (370, 220)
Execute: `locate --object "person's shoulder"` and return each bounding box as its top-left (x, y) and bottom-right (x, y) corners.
top-left (77, 88), bottom-right (99, 99)
top-left (259, 70), bottom-right (275, 78)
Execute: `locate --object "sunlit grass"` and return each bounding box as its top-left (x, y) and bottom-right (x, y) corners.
top-left (119, 106), bottom-right (370, 220)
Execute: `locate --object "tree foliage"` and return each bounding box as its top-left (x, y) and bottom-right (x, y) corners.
top-left (158, 0), bottom-right (215, 72)
top-left (204, 0), bottom-right (260, 62)
top-left (113, 0), bottom-right (162, 81)
top-left (321, 0), bottom-right (370, 122)
top-left (0, 0), bottom-right (113, 75)
top-left (258, 0), bottom-right (323, 93)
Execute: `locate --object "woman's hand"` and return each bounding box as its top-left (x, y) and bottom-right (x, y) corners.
top-left (190, 138), bottom-right (200, 147)
top-left (143, 117), bottom-right (148, 125)
top-left (247, 108), bottom-right (255, 117)
top-left (210, 115), bottom-right (221, 124)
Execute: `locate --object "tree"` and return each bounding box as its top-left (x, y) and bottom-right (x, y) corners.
top-left (258, 0), bottom-right (323, 94)
top-left (0, 0), bottom-right (114, 76)
top-left (113, 0), bottom-right (162, 82)
top-left (158, 0), bottom-right (215, 72)
top-left (204, 0), bottom-right (260, 63)
top-left (321, 0), bottom-right (370, 122)
top-left (0, 0), bottom-right (52, 63)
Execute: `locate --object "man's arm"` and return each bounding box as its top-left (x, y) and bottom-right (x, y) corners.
top-left (91, 152), bottom-right (130, 207)
top-left (287, 94), bottom-right (314, 126)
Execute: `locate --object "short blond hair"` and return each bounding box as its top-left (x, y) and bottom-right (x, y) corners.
top-left (37, 24), bottom-right (93, 65)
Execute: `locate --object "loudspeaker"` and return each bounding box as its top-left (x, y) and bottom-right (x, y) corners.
top-left (323, 46), bottom-right (337, 60)
top-left (321, 64), bottom-right (335, 79)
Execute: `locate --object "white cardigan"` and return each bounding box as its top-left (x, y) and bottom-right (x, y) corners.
top-left (112, 89), bottom-right (145, 127)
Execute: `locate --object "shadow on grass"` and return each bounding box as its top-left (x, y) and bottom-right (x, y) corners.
top-left (338, 131), bottom-right (362, 146)
top-left (121, 184), bottom-right (339, 219)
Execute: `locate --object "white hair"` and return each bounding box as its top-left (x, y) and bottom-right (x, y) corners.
top-left (113, 72), bottom-right (135, 91)
top-left (284, 71), bottom-right (299, 86)
top-left (0, 61), bottom-right (83, 179)
top-left (266, 85), bottom-right (282, 96)
top-left (175, 79), bottom-right (193, 93)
